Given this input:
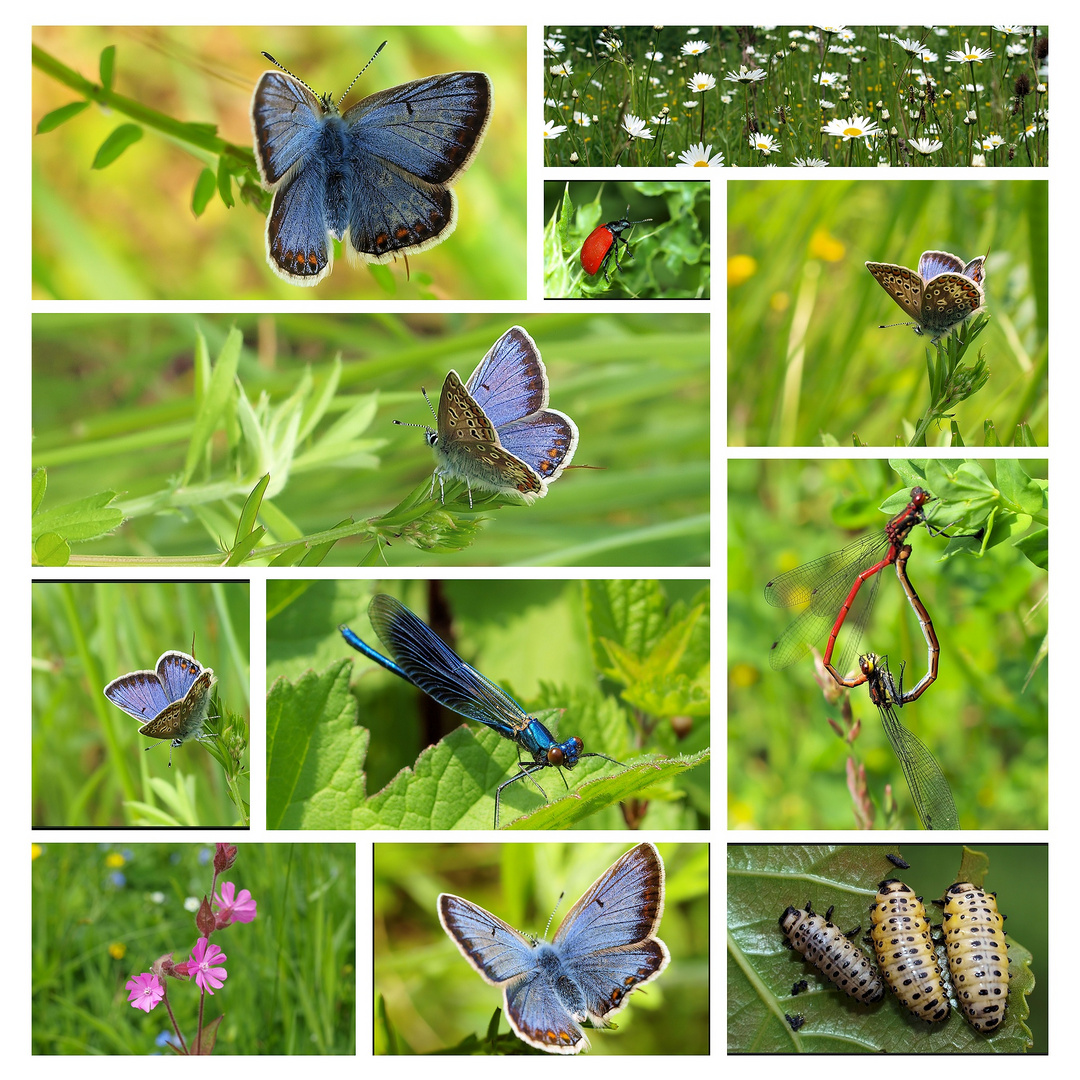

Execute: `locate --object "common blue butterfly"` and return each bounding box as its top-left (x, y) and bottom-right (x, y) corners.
top-left (438, 842), bottom-right (669, 1054)
top-left (340, 594), bottom-right (625, 828)
top-left (865, 250), bottom-right (987, 343)
top-left (394, 326), bottom-right (579, 507)
top-left (103, 650), bottom-right (217, 766)
top-left (251, 45), bottom-right (492, 285)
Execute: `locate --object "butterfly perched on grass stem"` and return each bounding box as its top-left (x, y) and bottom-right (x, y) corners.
top-left (865, 250), bottom-right (986, 343)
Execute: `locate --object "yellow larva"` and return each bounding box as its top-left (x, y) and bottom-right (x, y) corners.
top-left (779, 903), bottom-right (884, 1004)
top-left (869, 879), bottom-right (949, 1022)
top-left (942, 882), bottom-right (1010, 1033)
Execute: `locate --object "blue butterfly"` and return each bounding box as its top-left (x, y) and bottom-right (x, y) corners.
top-left (103, 650), bottom-right (217, 766)
top-left (251, 45), bottom-right (492, 285)
top-left (396, 326), bottom-right (579, 507)
top-left (339, 594), bottom-right (626, 827)
top-left (438, 842), bottom-right (670, 1054)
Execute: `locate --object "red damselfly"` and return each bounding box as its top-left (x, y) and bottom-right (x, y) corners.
top-left (765, 487), bottom-right (959, 686)
top-left (859, 651), bottom-right (958, 830)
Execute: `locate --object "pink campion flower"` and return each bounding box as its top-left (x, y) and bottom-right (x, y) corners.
top-left (189, 938), bottom-right (228, 995)
top-left (212, 881), bottom-right (257, 927)
top-left (126, 972), bottom-right (165, 1013)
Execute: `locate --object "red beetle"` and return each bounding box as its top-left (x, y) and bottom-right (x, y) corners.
top-left (580, 206), bottom-right (653, 283)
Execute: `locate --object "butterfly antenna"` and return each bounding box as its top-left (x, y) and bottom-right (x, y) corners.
top-left (260, 52), bottom-right (320, 99)
top-left (543, 893), bottom-right (566, 939)
top-left (339, 40), bottom-right (388, 106)
top-left (392, 387), bottom-right (439, 430)
top-left (879, 320), bottom-right (916, 330)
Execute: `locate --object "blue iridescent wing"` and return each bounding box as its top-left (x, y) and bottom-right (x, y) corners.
top-left (156, 651), bottom-right (205, 702)
top-left (551, 843), bottom-right (670, 1024)
top-left (438, 893), bottom-right (589, 1054)
top-left (367, 594), bottom-right (532, 733)
top-left (464, 326), bottom-right (548, 429)
top-left (251, 71), bottom-right (328, 186)
top-left (103, 669), bottom-right (172, 721)
top-left (342, 73), bottom-right (491, 262)
top-left (918, 250), bottom-right (965, 281)
top-left (496, 410), bottom-right (578, 483)
top-left (263, 162), bottom-right (334, 283)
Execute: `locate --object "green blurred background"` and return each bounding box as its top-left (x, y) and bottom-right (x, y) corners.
top-left (32, 25), bottom-right (524, 300)
top-left (31, 843), bottom-right (354, 1054)
top-left (267, 578), bottom-right (710, 830)
top-left (374, 842), bottom-right (708, 1054)
top-left (32, 312), bottom-right (710, 566)
top-left (727, 178), bottom-right (1048, 445)
top-left (728, 460), bottom-right (1047, 830)
top-left (31, 580), bottom-right (250, 826)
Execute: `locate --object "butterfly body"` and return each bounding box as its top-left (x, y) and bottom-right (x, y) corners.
top-left (340, 593), bottom-right (623, 826)
top-left (866, 249), bottom-right (986, 343)
top-left (103, 651), bottom-right (217, 765)
top-left (251, 57), bottom-right (492, 285)
top-left (438, 842), bottom-right (670, 1053)
top-left (400, 326), bottom-right (578, 507)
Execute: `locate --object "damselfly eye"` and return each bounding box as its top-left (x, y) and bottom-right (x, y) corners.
top-left (547, 748), bottom-right (565, 766)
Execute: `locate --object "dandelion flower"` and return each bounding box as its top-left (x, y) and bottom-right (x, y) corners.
top-left (677, 142), bottom-right (724, 166)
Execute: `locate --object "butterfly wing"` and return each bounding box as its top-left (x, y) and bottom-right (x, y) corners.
top-left (439, 893), bottom-right (588, 1055)
top-left (342, 72), bottom-right (492, 262)
top-left (435, 371), bottom-right (544, 499)
top-left (139, 670), bottom-right (215, 742)
top-left (155, 651), bottom-right (205, 701)
top-left (464, 327), bottom-right (548, 428)
top-left (264, 162), bottom-right (335, 285)
top-left (103, 669), bottom-right (172, 722)
top-left (367, 594), bottom-right (532, 733)
top-left (962, 255), bottom-right (987, 286)
top-left (251, 71), bottom-right (328, 187)
top-left (496, 411), bottom-right (578, 485)
top-left (918, 272), bottom-right (985, 338)
top-left (918, 250), bottom-right (965, 281)
top-left (865, 261), bottom-right (924, 320)
top-left (551, 842), bottom-right (670, 1026)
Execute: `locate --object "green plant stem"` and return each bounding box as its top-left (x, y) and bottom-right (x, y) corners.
top-left (33, 44), bottom-right (253, 170)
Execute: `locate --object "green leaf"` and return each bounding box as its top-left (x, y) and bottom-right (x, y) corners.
top-left (727, 844), bottom-right (1035, 1053)
top-left (234, 473), bottom-right (270, 546)
top-left (99, 44), bottom-right (116, 91)
top-left (182, 326), bottom-right (242, 484)
top-left (1014, 527), bottom-right (1048, 569)
top-left (216, 155), bottom-right (235, 209)
top-left (192, 167), bottom-right (216, 216)
top-left (91, 123), bottom-right (143, 169)
top-left (266, 659), bottom-right (370, 830)
top-left (35, 100), bottom-right (90, 134)
top-left (31, 490), bottom-right (123, 542)
top-left (34, 532), bottom-right (70, 566)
